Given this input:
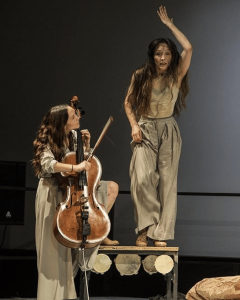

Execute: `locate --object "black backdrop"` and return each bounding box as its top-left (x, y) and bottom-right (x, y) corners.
top-left (1, 0), bottom-right (240, 258)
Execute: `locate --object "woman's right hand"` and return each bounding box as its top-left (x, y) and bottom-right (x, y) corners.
top-left (157, 6), bottom-right (173, 27)
top-left (132, 124), bottom-right (142, 142)
top-left (75, 161), bottom-right (91, 172)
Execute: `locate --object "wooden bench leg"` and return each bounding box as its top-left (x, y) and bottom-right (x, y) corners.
top-left (173, 253), bottom-right (178, 300)
top-left (166, 272), bottom-right (172, 300)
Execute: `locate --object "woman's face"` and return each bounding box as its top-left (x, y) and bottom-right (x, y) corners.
top-left (154, 43), bottom-right (172, 75)
top-left (65, 106), bottom-right (80, 133)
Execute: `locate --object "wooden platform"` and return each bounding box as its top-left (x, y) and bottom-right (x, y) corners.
top-left (99, 246), bottom-right (178, 254)
top-left (98, 246), bottom-right (179, 300)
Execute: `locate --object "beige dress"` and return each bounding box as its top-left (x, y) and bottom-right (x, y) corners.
top-left (35, 131), bottom-right (108, 300)
top-left (130, 82), bottom-right (182, 241)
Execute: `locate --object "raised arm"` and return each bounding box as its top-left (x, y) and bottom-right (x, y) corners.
top-left (124, 75), bottom-right (142, 143)
top-left (157, 5), bottom-right (193, 80)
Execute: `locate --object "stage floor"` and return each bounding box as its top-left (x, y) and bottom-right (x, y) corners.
top-left (0, 298), bottom-right (148, 300)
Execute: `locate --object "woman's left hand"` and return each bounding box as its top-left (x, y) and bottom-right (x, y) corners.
top-left (157, 5), bottom-right (173, 27)
top-left (81, 129), bottom-right (91, 149)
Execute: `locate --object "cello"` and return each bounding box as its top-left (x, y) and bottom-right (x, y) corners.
top-left (53, 97), bottom-right (113, 249)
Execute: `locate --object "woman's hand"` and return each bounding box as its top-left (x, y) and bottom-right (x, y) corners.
top-left (81, 129), bottom-right (91, 150)
top-left (74, 161), bottom-right (91, 172)
top-left (157, 5), bottom-right (173, 27)
top-left (132, 124), bottom-right (142, 142)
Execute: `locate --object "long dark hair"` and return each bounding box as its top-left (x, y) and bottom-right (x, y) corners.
top-left (127, 38), bottom-right (189, 117)
top-left (32, 104), bottom-right (73, 176)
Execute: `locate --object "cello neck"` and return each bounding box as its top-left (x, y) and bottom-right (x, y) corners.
top-left (70, 97), bottom-right (88, 189)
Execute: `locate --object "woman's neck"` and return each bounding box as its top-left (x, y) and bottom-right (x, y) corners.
top-left (156, 71), bottom-right (164, 77)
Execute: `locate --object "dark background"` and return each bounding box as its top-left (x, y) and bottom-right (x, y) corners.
top-left (1, 0), bottom-right (240, 298)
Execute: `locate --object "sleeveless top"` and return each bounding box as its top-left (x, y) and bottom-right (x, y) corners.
top-left (147, 83), bottom-right (179, 119)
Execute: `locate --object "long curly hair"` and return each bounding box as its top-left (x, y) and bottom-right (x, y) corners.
top-left (127, 37), bottom-right (189, 117)
top-left (32, 104), bottom-right (74, 176)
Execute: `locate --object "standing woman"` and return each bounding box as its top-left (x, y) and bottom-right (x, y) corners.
top-left (32, 104), bottom-right (91, 300)
top-left (124, 6), bottom-right (192, 247)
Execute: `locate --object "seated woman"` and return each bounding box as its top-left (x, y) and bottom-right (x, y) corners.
top-left (32, 103), bottom-right (119, 300)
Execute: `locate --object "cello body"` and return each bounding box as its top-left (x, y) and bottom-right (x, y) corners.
top-left (53, 151), bottom-right (111, 249)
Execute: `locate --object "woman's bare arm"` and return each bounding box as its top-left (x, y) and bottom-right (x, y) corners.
top-left (124, 75), bottom-right (142, 142)
top-left (157, 5), bottom-right (193, 81)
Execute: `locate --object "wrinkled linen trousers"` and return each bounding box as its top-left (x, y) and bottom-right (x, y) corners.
top-left (130, 116), bottom-right (182, 241)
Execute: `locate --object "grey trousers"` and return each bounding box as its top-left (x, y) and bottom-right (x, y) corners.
top-left (130, 116), bottom-right (182, 241)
